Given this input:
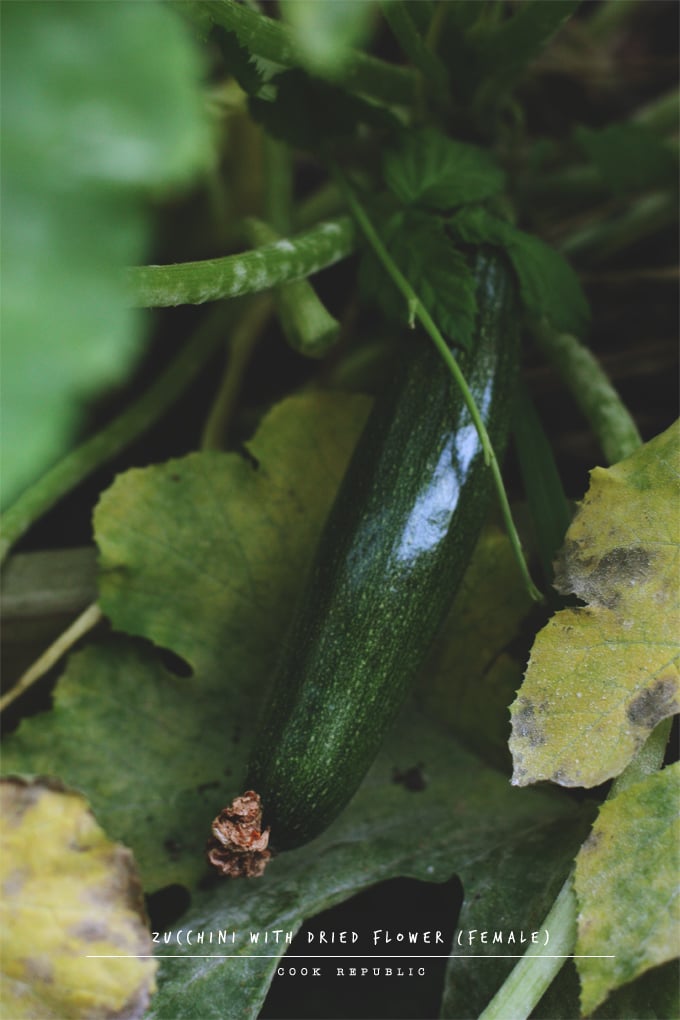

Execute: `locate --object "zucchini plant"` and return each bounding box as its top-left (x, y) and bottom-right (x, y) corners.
top-left (1, 3), bottom-right (678, 1020)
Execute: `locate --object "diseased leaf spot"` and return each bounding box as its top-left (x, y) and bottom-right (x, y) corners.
top-left (626, 677), bottom-right (678, 729)
top-left (392, 763), bottom-right (427, 792)
top-left (513, 700), bottom-right (546, 747)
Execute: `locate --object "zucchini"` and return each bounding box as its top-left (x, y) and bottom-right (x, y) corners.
top-left (241, 251), bottom-right (518, 855)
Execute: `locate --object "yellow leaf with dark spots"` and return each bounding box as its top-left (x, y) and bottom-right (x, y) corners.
top-left (510, 421), bottom-right (679, 788)
top-left (0, 776), bottom-right (156, 1020)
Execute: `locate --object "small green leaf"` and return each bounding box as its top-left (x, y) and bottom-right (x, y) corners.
top-left (574, 764), bottom-right (680, 1015)
top-left (359, 209), bottom-right (478, 348)
top-left (449, 206), bottom-right (590, 337)
top-left (510, 422), bottom-right (680, 789)
top-left (472, 0), bottom-right (580, 110)
top-left (280, 0), bottom-right (377, 76)
top-left (384, 128), bottom-right (505, 210)
top-left (0, 776), bottom-right (156, 1020)
top-left (575, 123), bottom-right (679, 198)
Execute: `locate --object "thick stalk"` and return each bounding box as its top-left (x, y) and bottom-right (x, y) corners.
top-left (533, 325), bottom-right (642, 465)
top-left (126, 216), bottom-right (356, 308)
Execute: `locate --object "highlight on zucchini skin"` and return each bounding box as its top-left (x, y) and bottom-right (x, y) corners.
top-left (242, 251), bottom-right (520, 856)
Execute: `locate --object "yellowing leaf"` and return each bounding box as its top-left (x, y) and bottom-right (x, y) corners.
top-left (574, 763), bottom-right (680, 1015)
top-left (0, 776), bottom-right (156, 1020)
top-left (510, 422), bottom-right (679, 788)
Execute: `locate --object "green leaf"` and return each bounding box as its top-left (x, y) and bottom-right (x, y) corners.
top-left (419, 526), bottom-right (535, 771)
top-left (146, 716), bottom-right (581, 1020)
top-left (359, 209), bottom-right (478, 348)
top-left (2, 393), bottom-right (371, 890)
top-left (575, 123), bottom-right (679, 198)
top-left (249, 68), bottom-right (393, 150)
top-left (212, 25), bottom-right (265, 96)
top-left (442, 810), bottom-right (595, 1020)
top-left (0, 776), bottom-right (156, 1020)
top-left (279, 0), bottom-right (377, 76)
top-left (384, 127), bottom-right (505, 210)
top-left (574, 764), bottom-right (680, 1015)
top-left (472, 0), bottom-right (580, 110)
top-left (449, 206), bottom-right (590, 337)
top-left (510, 422), bottom-right (680, 789)
top-left (1, 0), bottom-right (211, 509)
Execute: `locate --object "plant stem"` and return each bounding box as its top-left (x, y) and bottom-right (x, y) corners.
top-left (533, 325), bottom-right (642, 465)
top-left (202, 0), bottom-right (417, 106)
top-left (263, 136), bottom-right (293, 235)
top-left (332, 165), bottom-right (542, 603)
top-left (201, 295), bottom-right (273, 450)
top-left (558, 191), bottom-right (677, 265)
top-left (0, 303), bottom-right (234, 565)
top-left (478, 875), bottom-right (577, 1020)
top-left (0, 602), bottom-right (102, 713)
top-left (127, 216), bottom-right (356, 308)
top-left (243, 218), bottom-right (340, 357)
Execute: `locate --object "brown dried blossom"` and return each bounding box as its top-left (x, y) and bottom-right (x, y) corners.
top-left (206, 790), bottom-right (271, 878)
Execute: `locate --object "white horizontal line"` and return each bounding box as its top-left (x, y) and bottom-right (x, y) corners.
top-left (86, 954), bottom-right (616, 960)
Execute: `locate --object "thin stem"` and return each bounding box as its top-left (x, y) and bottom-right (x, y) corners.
top-left (0, 303), bottom-right (234, 565)
top-left (263, 136), bottom-right (293, 236)
top-left (201, 296), bottom-right (273, 450)
top-left (333, 165), bottom-right (542, 603)
top-left (478, 876), bottom-right (577, 1020)
top-left (202, 0), bottom-right (417, 106)
top-left (0, 602), bottom-right (102, 713)
top-left (126, 215), bottom-right (356, 308)
top-left (533, 325), bottom-right (642, 465)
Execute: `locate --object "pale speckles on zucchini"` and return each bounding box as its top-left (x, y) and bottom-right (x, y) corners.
top-left (239, 252), bottom-right (519, 856)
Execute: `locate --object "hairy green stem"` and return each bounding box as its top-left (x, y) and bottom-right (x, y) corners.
top-left (333, 165), bottom-right (542, 603)
top-left (0, 304), bottom-right (234, 565)
top-left (243, 218), bottom-right (340, 356)
top-left (202, 0), bottom-right (417, 106)
top-left (533, 325), bottom-right (642, 465)
top-left (126, 216), bottom-right (356, 308)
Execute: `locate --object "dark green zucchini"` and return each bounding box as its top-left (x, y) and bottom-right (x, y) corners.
top-left (246, 251), bottom-right (519, 851)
